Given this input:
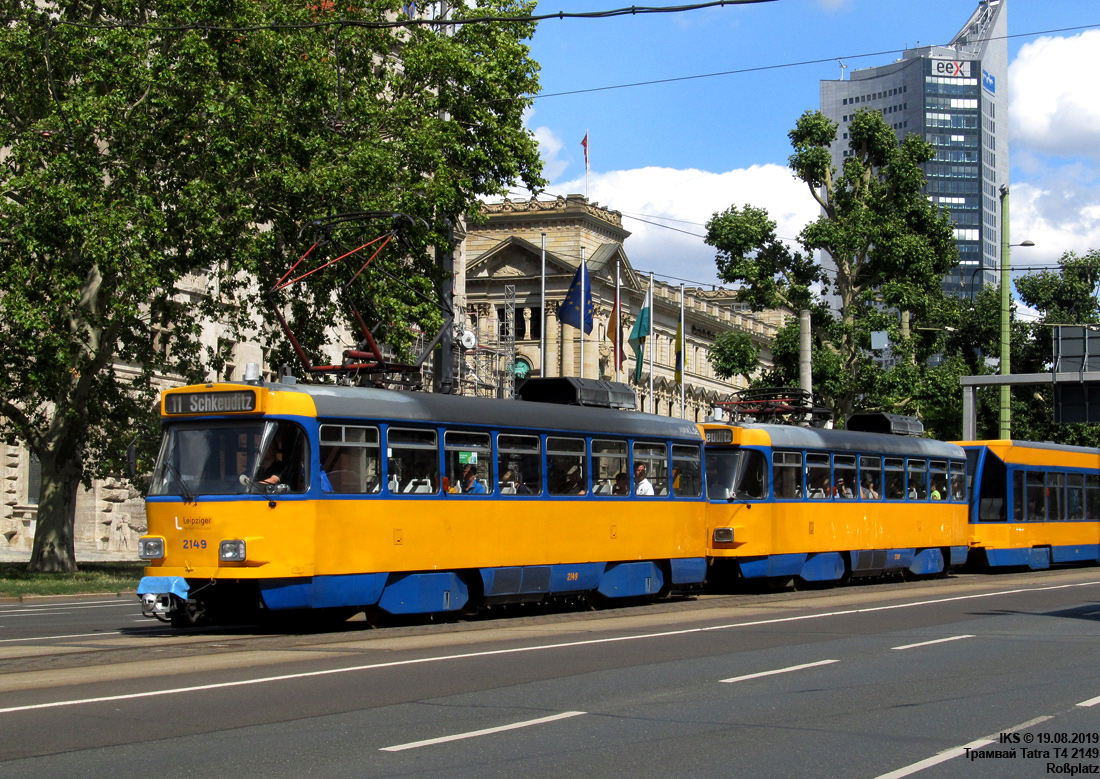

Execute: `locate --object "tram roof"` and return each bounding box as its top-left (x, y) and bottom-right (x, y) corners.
top-left (266, 383), bottom-right (704, 441)
top-left (955, 439), bottom-right (1100, 456)
top-left (751, 424), bottom-right (965, 458)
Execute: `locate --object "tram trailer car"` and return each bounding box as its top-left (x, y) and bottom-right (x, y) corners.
top-left (957, 440), bottom-right (1100, 569)
top-left (137, 380), bottom-right (710, 626)
top-left (703, 423), bottom-right (970, 585)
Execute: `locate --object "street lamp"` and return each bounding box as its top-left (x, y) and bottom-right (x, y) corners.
top-left (999, 180), bottom-right (1034, 440)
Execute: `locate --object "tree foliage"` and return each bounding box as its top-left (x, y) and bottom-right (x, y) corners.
top-left (0, 0), bottom-right (544, 570)
top-left (707, 330), bottom-right (760, 384)
top-left (705, 109), bottom-right (958, 422)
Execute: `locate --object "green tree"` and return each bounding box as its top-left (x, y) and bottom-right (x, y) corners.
top-left (1010, 249), bottom-right (1100, 445)
top-left (707, 330), bottom-right (760, 384)
top-left (0, 0), bottom-right (543, 571)
top-left (705, 109), bottom-right (958, 422)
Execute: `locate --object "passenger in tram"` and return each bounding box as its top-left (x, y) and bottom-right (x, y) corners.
top-left (613, 471), bottom-right (630, 495)
top-left (634, 463), bottom-right (654, 496)
top-left (833, 477), bottom-right (853, 499)
top-left (860, 476), bottom-right (879, 500)
top-left (930, 478), bottom-right (944, 500)
top-left (462, 464), bottom-right (487, 494)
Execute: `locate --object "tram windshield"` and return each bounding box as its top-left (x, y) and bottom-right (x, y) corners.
top-left (705, 448), bottom-right (769, 501)
top-left (149, 420), bottom-right (309, 496)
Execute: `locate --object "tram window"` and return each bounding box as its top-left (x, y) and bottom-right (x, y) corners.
top-left (859, 456), bottom-right (882, 500)
top-left (774, 451), bottom-right (802, 499)
top-left (1048, 472), bottom-right (1066, 521)
top-left (929, 460), bottom-right (948, 500)
top-left (548, 437), bottom-right (587, 496)
top-left (151, 420), bottom-right (287, 496)
top-left (1026, 471), bottom-right (1047, 521)
top-left (1087, 475), bottom-right (1100, 520)
top-left (387, 428), bottom-right (439, 494)
top-left (319, 425), bottom-right (381, 494)
top-left (885, 458), bottom-right (906, 500)
top-left (633, 442), bottom-right (668, 497)
top-left (705, 448), bottom-right (767, 500)
top-left (445, 431), bottom-right (492, 495)
top-left (497, 434), bottom-right (541, 495)
top-left (907, 459), bottom-right (928, 500)
top-left (833, 455), bottom-right (857, 499)
top-left (250, 421), bottom-right (309, 493)
top-left (806, 453), bottom-right (831, 500)
top-left (950, 461), bottom-right (966, 502)
top-left (592, 440), bottom-right (628, 496)
top-left (1068, 474), bottom-right (1085, 520)
top-left (671, 444), bottom-right (703, 498)
top-left (1012, 470), bottom-right (1024, 521)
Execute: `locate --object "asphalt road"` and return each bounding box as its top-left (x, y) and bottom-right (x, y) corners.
top-left (3, 569), bottom-right (1100, 778)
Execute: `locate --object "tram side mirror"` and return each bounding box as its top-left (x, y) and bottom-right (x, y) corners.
top-left (126, 441), bottom-right (138, 479)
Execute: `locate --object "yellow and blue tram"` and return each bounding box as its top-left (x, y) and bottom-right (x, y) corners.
top-left (137, 380), bottom-right (711, 625)
top-left (703, 423), bottom-right (970, 584)
top-left (957, 440), bottom-right (1100, 569)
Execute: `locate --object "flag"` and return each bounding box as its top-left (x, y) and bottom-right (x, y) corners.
top-left (607, 296), bottom-right (626, 371)
top-left (557, 261), bottom-right (593, 334)
top-left (581, 132), bottom-right (589, 173)
top-left (674, 319), bottom-right (684, 385)
top-left (628, 278), bottom-right (652, 383)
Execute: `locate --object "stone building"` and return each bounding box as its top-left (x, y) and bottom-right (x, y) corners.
top-left (462, 194), bottom-right (784, 419)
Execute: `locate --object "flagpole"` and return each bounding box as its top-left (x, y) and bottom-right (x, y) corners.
top-left (648, 273), bottom-right (654, 414)
top-left (680, 283), bottom-right (686, 419)
top-left (585, 129), bottom-right (590, 200)
top-left (614, 259), bottom-right (621, 384)
top-left (540, 233), bottom-right (546, 377)
top-left (579, 247), bottom-right (585, 379)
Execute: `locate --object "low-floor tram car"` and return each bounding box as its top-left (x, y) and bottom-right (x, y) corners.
top-left (703, 422), bottom-right (970, 586)
top-left (137, 379), bottom-right (711, 626)
top-left (957, 439), bottom-right (1100, 569)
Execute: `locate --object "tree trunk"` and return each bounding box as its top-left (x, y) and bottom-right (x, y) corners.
top-left (27, 452), bottom-right (81, 572)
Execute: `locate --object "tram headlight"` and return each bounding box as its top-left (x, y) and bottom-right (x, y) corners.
top-left (219, 539), bottom-right (247, 562)
top-left (713, 527), bottom-right (735, 544)
top-left (138, 537), bottom-right (165, 560)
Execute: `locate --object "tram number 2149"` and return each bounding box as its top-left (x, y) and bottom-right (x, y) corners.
top-left (182, 539), bottom-right (207, 550)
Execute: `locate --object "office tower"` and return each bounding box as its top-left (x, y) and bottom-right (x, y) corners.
top-left (821, 0), bottom-right (1008, 298)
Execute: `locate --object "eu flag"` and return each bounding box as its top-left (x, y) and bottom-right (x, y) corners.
top-left (558, 262), bottom-right (594, 334)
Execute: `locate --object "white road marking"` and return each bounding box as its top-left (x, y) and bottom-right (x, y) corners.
top-left (0, 604), bottom-right (138, 617)
top-left (1, 579), bottom-right (1097, 716)
top-left (892, 635), bottom-right (974, 650)
top-left (874, 716), bottom-right (1052, 779)
top-left (379, 711), bottom-right (587, 752)
top-left (0, 600), bottom-right (134, 613)
top-left (720, 659), bottom-right (839, 684)
top-left (1077, 694), bottom-right (1100, 707)
top-left (0, 631), bottom-right (125, 644)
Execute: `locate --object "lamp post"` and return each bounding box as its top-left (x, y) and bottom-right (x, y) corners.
top-left (998, 184), bottom-right (1035, 439)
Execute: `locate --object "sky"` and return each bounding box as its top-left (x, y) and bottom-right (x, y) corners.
top-left (498, 0), bottom-right (1100, 292)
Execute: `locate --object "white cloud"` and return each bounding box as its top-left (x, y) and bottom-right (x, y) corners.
top-left (546, 164), bottom-right (819, 286)
top-left (1010, 30), bottom-right (1100, 158)
top-left (1010, 180), bottom-right (1100, 265)
top-left (523, 108), bottom-right (571, 183)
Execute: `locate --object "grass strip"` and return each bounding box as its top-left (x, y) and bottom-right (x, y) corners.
top-left (0, 562), bottom-right (145, 598)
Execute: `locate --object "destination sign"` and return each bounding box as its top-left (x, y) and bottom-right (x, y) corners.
top-left (705, 428), bottom-right (734, 444)
top-left (164, 390), bottom-right (258, 416)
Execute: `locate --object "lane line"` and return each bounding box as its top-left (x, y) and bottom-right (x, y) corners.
top-left (0, 604), bottom-right (139, 618)
top-left (0, 631), bottom-right (124, 644)
top-left (874, 716), bottom-right (1052, 779)
top-left (379, 711), bottom-right (586, 752)
top-left (2, 579), bottom-right (1097, 716)
top-left (0, 600), bottom-right (135, 613)
top-left (1077, 694), bottom-right (1100, 707)
top-left (892, 635), bottom-right (974, 651)
top-left (720, 659), bottom-right (839, 684)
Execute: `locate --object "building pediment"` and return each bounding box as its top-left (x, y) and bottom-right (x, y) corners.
top-left (467, 236), bottom-right (576, 280)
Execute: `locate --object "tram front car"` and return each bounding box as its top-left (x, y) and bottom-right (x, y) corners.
top-left (136, 383), bottom-right (316, 626)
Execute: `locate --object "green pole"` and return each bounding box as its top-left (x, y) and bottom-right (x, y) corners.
top-left (999, 185), bottom-right (1011, 440)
